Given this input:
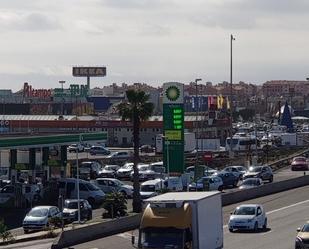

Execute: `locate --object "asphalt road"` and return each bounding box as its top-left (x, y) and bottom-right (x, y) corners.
top-left (0, 238), bottom-right (54, 249)
top-left (68, 185), bottom-right (309, 249)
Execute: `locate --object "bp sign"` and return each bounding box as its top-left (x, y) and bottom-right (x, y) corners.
top-left (163, 82), bottom-right (184, 174)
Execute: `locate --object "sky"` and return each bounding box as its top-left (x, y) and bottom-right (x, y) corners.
top-left (0, 0), bottom-right (309, 91)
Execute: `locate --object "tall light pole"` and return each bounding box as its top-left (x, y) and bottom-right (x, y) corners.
top-left (195, 78), bottom-right (202, 181)
top-left (76, 134), bottom-right (82, 223)
top-left (229, 34), bottom-right (235, 158)
top-left (59, 80), bottom-right (66, 115)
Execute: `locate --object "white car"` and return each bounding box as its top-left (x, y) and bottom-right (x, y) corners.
top-left (223, 166), bottom-right (247, 180)
top-left (106, 151), bottom-right (131, 160)
top-left (228, 204), bottom-right (267, 232)
top-left (188, 176), bottom-right (224, 191)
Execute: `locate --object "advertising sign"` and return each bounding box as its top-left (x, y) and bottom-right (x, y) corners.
top-left (72, 67), bottom-right (106, 77)
top-left (163, 82), bottom-right (184, 174)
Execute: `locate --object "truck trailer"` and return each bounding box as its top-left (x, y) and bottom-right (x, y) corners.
top-left (133, 191), bottom-right (223, 249)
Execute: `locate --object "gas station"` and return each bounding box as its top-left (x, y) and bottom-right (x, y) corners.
top-left (0, 132), bottom-right (107, 183)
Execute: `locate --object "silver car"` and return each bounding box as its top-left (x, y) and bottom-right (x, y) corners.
top-left (91, 178), bottom-right (133, 198)
top-left (23, 206), bottom-right (61, 233)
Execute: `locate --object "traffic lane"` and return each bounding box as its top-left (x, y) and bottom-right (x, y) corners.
top-left (66, 185), bottom-right (309, 249)
top-left (224, 198), bottom-right (309, 249)
top-left (0, 238), bottom-right (54, 249)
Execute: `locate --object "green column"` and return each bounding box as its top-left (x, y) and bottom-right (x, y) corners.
top-left (29, 148), bottom-right (36, 170)
top-left (42, 147), bottom-right (49, 166)
top-left (10, 149), bottom-right (17, 169)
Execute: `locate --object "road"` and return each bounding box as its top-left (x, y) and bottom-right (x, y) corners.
top-left (67, 185), bottom-right (309, 249)
top-left (0, 238), bottom-right (54, 249)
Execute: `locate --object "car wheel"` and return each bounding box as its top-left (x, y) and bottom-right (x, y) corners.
top-left (233, 180), bottom-right (238, 187)
top-left (269, 176), bottom-right (273, 183)
top-left (24, 229), bottom-right (29, 234)
top-left (88, 212), bottom-right (92, 220)
top-left (120, 191), bottom-right (127, 198)
top-left (254, 222), bottom-right (258, 232)
top-left (229, 228), bottom-right (234, 233)
top-left (218, 186), bottom-right (223, 191)
top-left (263, 219), bottom-right (267, 230)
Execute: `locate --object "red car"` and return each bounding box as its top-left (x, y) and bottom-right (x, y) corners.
top-left (291, 157), bottom-right (308, 171)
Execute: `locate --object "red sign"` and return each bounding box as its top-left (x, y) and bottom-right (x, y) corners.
top-left (203, 152), bottom-right (213, 162)
top-left (23, 82), bottom-right (52, 98)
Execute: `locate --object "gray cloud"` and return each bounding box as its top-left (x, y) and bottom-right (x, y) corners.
top-left (99, 0), bottom-right (173, 9)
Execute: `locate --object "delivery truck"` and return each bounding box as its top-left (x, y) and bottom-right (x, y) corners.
top-left (132, 191), bottom-right (223, 249)
top-left (156, 132), bottom-right (196, 153)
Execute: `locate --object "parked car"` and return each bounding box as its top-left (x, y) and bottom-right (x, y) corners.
top-left (58, 178), bottom-right (105, 206)
top-left (188, 175), bottom-right (224, 191)
top-left (228, 204), bottom-right (267, 232)
top-left (215, 171), bottom-right (239, 188)
top-left (79, 161), bottom-right (102, 179)
top-left (243, 166), bottom-right (273, 183)
top-left (99, 165), bottom-right (120, 178)
top-left (185, 165), bottom-right (217, 179)
top-left (130, 163), bottom-right (165, 181)
top-left (62, 199), bottom-right (92, 223)
top-left (116, 162), bottom-right (134, 179)
top-left (223, 166), bottom-right (247, 180)
top-left (295, 221), bottom-right (309, 249)
top-left (291, 156), bottom-right (309, 171)
top-left (68, 144), bottom-right (84, 153)
top-left (89, 146), bottom-right (111, 156)
top-left (23, 206), bottom-right (62, 233)
top-left (140, 179), bottom-right (162, 200)
top-left (106, 151), bottom-right (131, 160)
top-left (91, 178), bottom-right (133, 198)
top-left (238, 178), bottom-right (263, 190)
top-left (140, 145), bottom-right (155, 153)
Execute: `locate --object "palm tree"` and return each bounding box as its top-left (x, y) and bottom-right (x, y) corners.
top-left (117, 89), bottom-right (154, 213)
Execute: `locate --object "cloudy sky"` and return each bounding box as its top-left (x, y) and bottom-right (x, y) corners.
top-left (0, 0), bottom-right (308, 91)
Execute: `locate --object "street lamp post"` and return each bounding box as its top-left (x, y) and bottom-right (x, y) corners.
top-left (59, 80), bottom-right (66, 115)
top-left (229, 34), bottom-right (235, 158)
top-left (76, 134), bottom-right (82, 223)
top-left (195, 78), bottom-right (202, 184)
top-left (162, 135), bottom-right (170, 183)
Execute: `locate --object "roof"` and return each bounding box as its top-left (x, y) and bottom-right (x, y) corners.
top-left (237, 204), bottom-right (260, 208)
top-left (146, 191), bottom-right (220, 202)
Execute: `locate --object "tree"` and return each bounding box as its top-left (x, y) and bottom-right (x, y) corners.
top-left (117, 89), bottom-right (154, 213)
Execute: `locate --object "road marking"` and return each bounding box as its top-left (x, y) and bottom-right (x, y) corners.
top-left (224, 198), bottom-right (309, 229)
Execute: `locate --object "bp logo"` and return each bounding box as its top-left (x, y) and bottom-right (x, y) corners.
top-left (165, 86), bottom-right (180, 101)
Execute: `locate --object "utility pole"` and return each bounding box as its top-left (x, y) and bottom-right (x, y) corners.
top-left (195, 79), bottom-right (202, 181)
top-left (229, 34), bottom-right (235, 158)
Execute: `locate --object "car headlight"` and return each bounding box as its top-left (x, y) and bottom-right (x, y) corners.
top-left (296, 236), bottom-right (302, 243)
top-left (247, 218), bottom-right (254, 222)
top-left (69, 212), bottom-right (76, 216)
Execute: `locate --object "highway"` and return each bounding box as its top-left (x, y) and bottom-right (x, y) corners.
top-left (67, 185), bottom-right (309, 249)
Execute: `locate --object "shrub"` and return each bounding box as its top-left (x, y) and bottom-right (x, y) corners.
top-left (0, 219), bottom-right (14, 243)
top-left (101, 192), bottom-right (127, 219)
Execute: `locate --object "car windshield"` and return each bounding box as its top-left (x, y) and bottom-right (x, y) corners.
top-left (113, 179), bottom-right (123, 186)
top-left (249, 167), bottom-right (262, 172)
top-left (28, 208), bottom-right (49, 217)
top-left (234, 206), bottom-right (256, 215)
top-left (294, 157), bottom-right (306, 162)
top-left (302, 224), bottom-right (309, 232)
top-left (141, 185), bottom-right (156, 192)
top-left (236, 166), bottom-right (246, 171)
top-left (122, 164), bottom-right (133, 169)
top-left (105, 166), bottom-right (116, 170)
top-left (86, 183), bottom-right (100, 191)
top-left (197, 178), bottom-right (209, 183)
top-left (65, 201), bottom-right (78, 209)
top-left (139, 166), bottom-right (149, 171)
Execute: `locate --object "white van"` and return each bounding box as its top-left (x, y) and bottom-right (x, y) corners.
top-left (58, 178), bottom-right (105, 206)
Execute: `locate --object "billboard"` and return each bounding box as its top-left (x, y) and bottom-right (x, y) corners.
top-left (72, 67), bottom-right (106, 77)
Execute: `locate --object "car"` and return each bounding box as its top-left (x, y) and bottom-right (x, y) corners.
top-left (139, 179), bottom-right (163, 200)
top-left (243, 166), bottom-right (273, 183)
top-left (291, 157), bottom-right (308, 171)
top-left (130, 164), bottom-right (151, 181)
top-left (68, 144), bottom-right (84, 153)
top-left (238, 178), bottom-right (263, 190)
top-left (62, 199), bottom-right (92, 223)
top-left (58, 178), bottom-right (105, 206)
top-left (89, 146), bottom-right (111, 156)
top-left (228, 204), bottom-right (267, 232)
top-left (185, 165), bottom-right (217, 179)
top-left (116, 162), bottom-right (134, 179)
top-left (295, 221), bottom-right (309, 249)
top-left (188, 176), bottom-right (224, 191)
top-left (79, 161), bottom-right (102, 179)
top-left (106, 151), bottom-right (131, 160)
top-left (214, 171), bottom-right (239, 188)
top-left (23, 206), bottom-right (62, 233)
top-left (91, 178), bottom-right (133, 198)
top-left (140, 145), bottom-right (155, 153)
top-left (99, 165), bottom-right (120, 178)
top-left (130, 163), bottom-right (165, 181)
top-left (223, 166), bottom-right (247, 180)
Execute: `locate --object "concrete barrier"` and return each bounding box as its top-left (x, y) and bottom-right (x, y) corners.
top-left (51, 213), bottom-right (142, 249)
top-left (222, 174), bottom-right (309, 206)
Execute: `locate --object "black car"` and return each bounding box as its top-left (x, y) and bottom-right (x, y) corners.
top-left (243, 166), bottom-right (273, 182)
top-left (215, 171), bottom-right (239, 188)
top-left (62, 199), bottom-right (92, 222)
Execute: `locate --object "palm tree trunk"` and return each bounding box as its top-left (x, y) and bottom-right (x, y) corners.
top-left (132, 114), bottom-right (142, 213)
